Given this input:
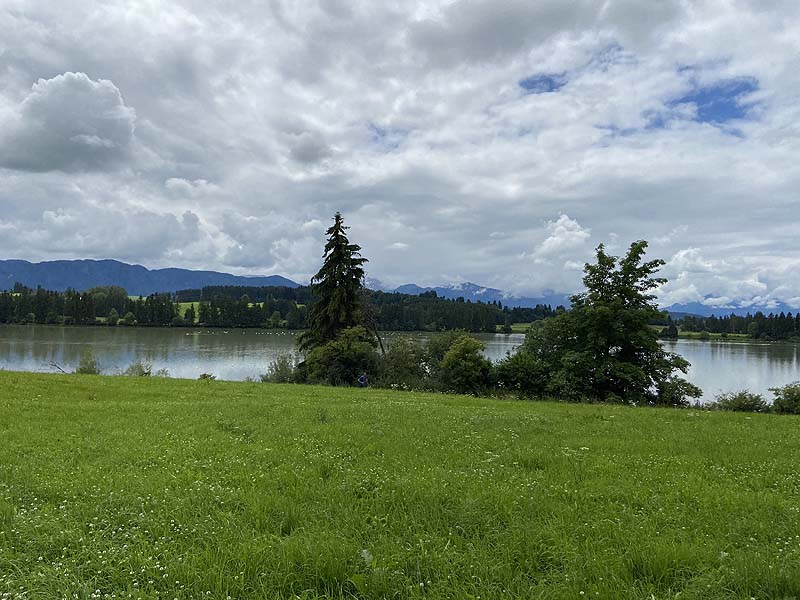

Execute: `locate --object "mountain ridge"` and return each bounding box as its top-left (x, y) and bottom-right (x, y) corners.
top-left (375, 280), bottom-right (571, 309)
top-left (4, 259), bottom-right (797, 317)
top-left (0, 259), bottom-right (298, 296)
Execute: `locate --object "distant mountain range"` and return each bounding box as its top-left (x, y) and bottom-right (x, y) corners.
top-left (0, 259), bottom-right (298, 296)
top-left (3, 259), bottom-right (796, 317)
top-left (369, 279), bottom-right (572, 309)
top-left (661, 301), bottom-right (798, 317)
top-left (375, 281), bottom-right (800, 316)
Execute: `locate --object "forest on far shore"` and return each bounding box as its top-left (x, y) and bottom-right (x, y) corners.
top-left (0, 282), bottom-right (559, 333)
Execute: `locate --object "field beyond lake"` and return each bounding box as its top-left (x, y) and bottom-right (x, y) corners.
top-left (1, 371), bottom-right (800, 599)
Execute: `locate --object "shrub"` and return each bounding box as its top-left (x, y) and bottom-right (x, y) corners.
top-left (377, 336), bottom-right (426, 390)
top-left (261, 353), bottom-right (297, 383)
top-left (107, 308), bottom-right (119, 326)
top-left (495, 351), bottom-right (547, 398)
top-left (654, 377), bottom-right (702, 407)
top-left (123, 360), bottom-right (152, 377)
top-left (306, 327), bottom-right (379, 386)
top-left (709, 391), bottom-right (769, 413)
top-left (75, 349), bottom-right (101, 375)
top-left (425, 330), bottom-right (468, 373)
top-left (122, 312), bottom-right (137, 326)
top-left (770, 382), bottom-right (800, 414)
top-left (438, 336), bottom-right (492, 395)
top-left (198, 373), bottom-right (216, 381)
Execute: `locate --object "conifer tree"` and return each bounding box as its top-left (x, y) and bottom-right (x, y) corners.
top-left (299, 212), bottom-right (368, 351)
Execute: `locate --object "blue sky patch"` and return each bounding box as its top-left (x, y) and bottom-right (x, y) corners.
top-left (519, 73), bottom-right (566, 94)
top-left (368, 123), bottom-right (407, 151)
top-left (669, 77), bottom-right (759, 124)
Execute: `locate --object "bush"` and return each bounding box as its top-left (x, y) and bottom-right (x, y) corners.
top-left (198, 373), bottom-right (216, 381)
top-left (438, 335), bottom-right (492, 395)
top-left (770, 382), bottom-right (800, 414)
top-left (709, 391), bottom-right (769, 413)
top-left (123, 360), bottom-right (153, 377)
top-left (75, 349), bottom-right (101, 375)
top-left (425, 330), bottom-right (469, 373)
top-left (654, 377), bottom-right (702, 407)
top-left (495, 351), bottom-right (547, 398)
top-left (107, 308), bottom-right (119, 326)
top-left (261, 353), bottom-right (297, 383)
top-left (122, 312), bottom-right (137, 326)
top-left (306, 327), bottom-right (379, 386)
top-left (377, 336), bottom-right (426, 390)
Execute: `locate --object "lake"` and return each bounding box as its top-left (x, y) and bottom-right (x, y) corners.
top-left (1, 325), bottom-right (799, 400)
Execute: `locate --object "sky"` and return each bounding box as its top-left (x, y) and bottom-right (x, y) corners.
top-left (1, 1), bottom-right (799, 308)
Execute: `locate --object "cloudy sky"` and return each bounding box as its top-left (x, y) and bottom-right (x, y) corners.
top-left (1, 1), bottom-right (799, 307)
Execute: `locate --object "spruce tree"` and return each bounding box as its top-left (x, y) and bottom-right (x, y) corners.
top-left (299, 212), bottom-right (368, 351)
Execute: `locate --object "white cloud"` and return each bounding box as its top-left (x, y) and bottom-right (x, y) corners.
top-left (0, 1), bottom-right (798, 301)
top-left (0, 72), bottom-right (135, 172)
top-left (533, 215), bottom-right (592, 259)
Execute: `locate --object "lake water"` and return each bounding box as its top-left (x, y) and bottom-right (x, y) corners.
top-left (0, 325), bottom-right (521, 382)
top-left (1, 325), bottom-right (799, 400)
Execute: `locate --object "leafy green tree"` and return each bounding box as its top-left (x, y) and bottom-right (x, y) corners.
top-left (299, 212), bottom-right (368, 352)
top-left (522, 240), bottom-right (701, 405)
top-left (425, 330), bottom-right (469, 373)
top-left (438, 335), bottom-right (492, 395)
top-left (377, 336), bottom-right (426, 389)
top-left (269, 310), bottom-right (282, 329)
top-left (495, 351), bottom-right (547, 398)
top-left (501, 318), bottom-right (513, 334)
top-left (659, 323), bottom-right (679, 339)
top-left (306, 326), bottom-right (379, 386)
top-left (107, 308), bottom-right (120, 326)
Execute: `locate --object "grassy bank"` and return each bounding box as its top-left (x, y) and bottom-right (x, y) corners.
top-left (675, 331), bottom-right (751, 341)
top-left (1, 373), bottom-right (799, 599)
top-left (496, 322), bottom-right (533, 333)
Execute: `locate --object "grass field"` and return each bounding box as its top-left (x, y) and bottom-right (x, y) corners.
top-left (676, 331), bottom-right (751, 341)
top-left (648, 325), bottom-right (752, 341)
top-left (177, 301), bottom-right (200, 322)
top-left (496, 322), bottom-right (534, 333)
top-left (1, 373), bottom-right (800, 599)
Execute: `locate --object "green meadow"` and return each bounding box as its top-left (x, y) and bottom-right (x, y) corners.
top-left (496, 322), bottom-right (534, 333)
top-left (1, 372), bottom-right (800, 599)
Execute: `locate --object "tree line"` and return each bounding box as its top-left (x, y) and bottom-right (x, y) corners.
top-left (678, 312), bottom-right (800, 341)
top-left (0, 283), bottom-right (558, 332)
top-left (0, 286), bottom-right (178, 326)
